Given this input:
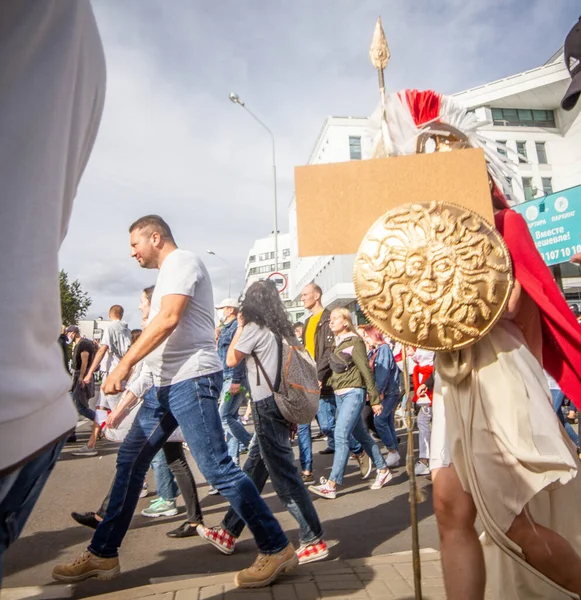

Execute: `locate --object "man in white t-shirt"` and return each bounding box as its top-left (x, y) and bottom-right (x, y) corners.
top-left (71, 306), bottom-right (131, 457)
top-left (53, 215), bottom-right (296, 588)
top-left (0, 1), bottom-right (105, 584)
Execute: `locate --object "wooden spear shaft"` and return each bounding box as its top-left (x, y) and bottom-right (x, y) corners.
top-left (402, 346), bottom-right (423, 600)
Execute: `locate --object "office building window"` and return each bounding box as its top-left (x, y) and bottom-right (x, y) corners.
top-left (497, 141), bottom-right (507, 157)
top-left (536, 142), bottom-right (548, 164)
top-left (542, 177), bottom-right (553, 195)
top-left (516, 141), bottom-right (527, 163)
top-left (349, 136), bottom-right (362, 160)
top-left (282, 261), bottom-right (291, 270)
top-left (248, 255), bottom-right (256, 263)
top-left (282, 248), bottom-right (290, 258)
top-left (522, 177), bottom-right (534, 201)
top-left (491, 108), bottom-right (556, 128)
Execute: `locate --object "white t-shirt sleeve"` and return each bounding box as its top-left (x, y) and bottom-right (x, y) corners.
top-left (128, 363), bottom-right (154, 398)
top-left (159, 253), bottom-right (200, 298)
top-left (236, 323), bottom-right (260, 356)
top-left (100, 327), bottom-right (111, 349)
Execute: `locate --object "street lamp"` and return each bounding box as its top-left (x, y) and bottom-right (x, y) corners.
top-left (229, 92), bottom-right (279, 272)
top-left (206, 249), bottom-right (231, 297)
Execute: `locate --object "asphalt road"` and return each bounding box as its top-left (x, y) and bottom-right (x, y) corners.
top-left (2, 420), bottom-right (438, 598)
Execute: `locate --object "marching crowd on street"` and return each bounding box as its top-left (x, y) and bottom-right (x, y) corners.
top-left (2, 3), bottom-right (581, 599)
top-left (56, 232), bottom-right (438, 585)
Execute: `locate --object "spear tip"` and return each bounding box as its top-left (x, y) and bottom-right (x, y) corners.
top-left (369, 16), bottom-right (390, 71)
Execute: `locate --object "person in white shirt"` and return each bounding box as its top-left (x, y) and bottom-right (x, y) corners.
top-left (53, 215), bottom-right (297, 588)
top-left (0, 0), bottom-right (105, 585)
top-left (72, 305), bottom-right (131, 457)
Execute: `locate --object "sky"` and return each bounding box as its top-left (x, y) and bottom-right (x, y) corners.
top-left (60, 0), bottom-right (580, 327)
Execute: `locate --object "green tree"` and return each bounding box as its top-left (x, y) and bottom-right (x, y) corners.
top-left (59, 270), bottom-right (92, 326)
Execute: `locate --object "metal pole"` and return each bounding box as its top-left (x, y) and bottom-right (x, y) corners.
top-left (272, 138), bottom-right (279, 274)
top-left (239, 105), bottom-right (279, 273)
top-left (402, 346), bottom-right (423, 600)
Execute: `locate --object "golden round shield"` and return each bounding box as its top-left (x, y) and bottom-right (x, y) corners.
top-left (354, 201), bottom-right (514, 351)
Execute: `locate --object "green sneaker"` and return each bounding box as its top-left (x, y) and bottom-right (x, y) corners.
top-left (141, 498), bottom-right (178, 518)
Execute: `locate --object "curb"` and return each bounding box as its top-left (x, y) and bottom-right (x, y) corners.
top-left (75, 552), bottom-right (442, 600)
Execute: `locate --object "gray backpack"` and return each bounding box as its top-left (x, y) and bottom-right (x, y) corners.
top-left (253, 336), bottom-right (319, 425)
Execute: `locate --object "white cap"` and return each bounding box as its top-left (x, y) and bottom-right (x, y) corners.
top-left (216, 298), bottom-right (238, 310)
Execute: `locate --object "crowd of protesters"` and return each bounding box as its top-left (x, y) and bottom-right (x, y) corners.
top-left (50, 223), bottom-right (446, 588)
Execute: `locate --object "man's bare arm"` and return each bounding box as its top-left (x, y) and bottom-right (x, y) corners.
top-left (79, 350), bottom-right (90, 385)
top-left (84, 344), bottom-right (108, 383)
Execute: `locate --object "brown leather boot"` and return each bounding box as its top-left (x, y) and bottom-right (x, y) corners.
top-left (235, 543), bottom-right (298, 588)
top-left (52, 550), bottom-right (120, 583)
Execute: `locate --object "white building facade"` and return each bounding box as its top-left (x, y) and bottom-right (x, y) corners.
top-left (287, 49), bottom-right (581, 312)
top-left (244, 232), bottom-right (305, 322)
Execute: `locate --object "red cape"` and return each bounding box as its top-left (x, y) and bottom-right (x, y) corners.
top-left (495, 209), bottom-right (581, 408)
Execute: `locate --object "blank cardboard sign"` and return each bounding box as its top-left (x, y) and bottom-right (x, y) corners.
top-left (294, 147), bottom-right (493, 257)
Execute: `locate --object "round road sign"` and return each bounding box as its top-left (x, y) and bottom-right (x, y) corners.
top-left (268, 271), bottom-right (288, 293)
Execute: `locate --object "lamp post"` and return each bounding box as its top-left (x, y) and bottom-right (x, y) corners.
top-left (229, 92), bottom-right (279, 272)
top-left (206, 250), bottom-right (231, 297)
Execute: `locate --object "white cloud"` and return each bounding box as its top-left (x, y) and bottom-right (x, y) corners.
top-left (59, 0), bottom-right (579, 326)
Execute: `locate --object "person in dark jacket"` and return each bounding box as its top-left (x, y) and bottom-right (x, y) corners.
top-left (298, 284), bottom-right (365, 484)
top-left (309, 308), bottom-right (392, 499)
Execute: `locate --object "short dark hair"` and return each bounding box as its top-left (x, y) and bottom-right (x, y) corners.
top-left (131, 328), bottom-right (143, 345)
top-left (142, 286), bottom-right (155, 304)
top-left (310, 283), bottom-right (323, 299)
top-left (109, 305), bottom-right (124, 319)
top-left (129, 215), bottom-right (175, 243)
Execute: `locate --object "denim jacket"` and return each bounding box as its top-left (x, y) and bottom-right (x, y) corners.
top-left (217, 319), bottom-right (245, 383)
top-left (369, 343), bottom-right (400, 398)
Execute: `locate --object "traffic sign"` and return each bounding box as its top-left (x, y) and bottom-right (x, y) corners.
top-left (512, 184), bottom-right (581, 266)
top-left (268, 271), bottom-right (288, 293)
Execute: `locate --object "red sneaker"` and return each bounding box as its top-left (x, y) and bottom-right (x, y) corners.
top-left (196, 525), bottom-right (236, 555)
top-left (297, 539), bottom-right (329, 565)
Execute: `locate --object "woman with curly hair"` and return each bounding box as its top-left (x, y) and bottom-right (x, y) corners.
top-left (197, 280), bottom-right (328, 565)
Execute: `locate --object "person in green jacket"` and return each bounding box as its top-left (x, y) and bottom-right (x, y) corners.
top-left (309, 308), bottom-right (393, 499)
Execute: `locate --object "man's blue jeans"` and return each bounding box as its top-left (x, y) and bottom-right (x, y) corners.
top-left (0, 439), bottom-right (65, 587)
top-left (219, 378), bottom-right (253, 464)
top-left (89, 372), bottom-right (288, 558)
top-left (374, 392), bottom-right (400, 451)
top-left (552, 389), bottom-right (579, 447)
top-left (330, 389), bottom-right (387, 485)
top-left (317, 395), bottom-right (337, 450)
top-left (298, 423), bottom-right (313, 472)
top-left (222, 396), bottom-right (323, 544)
top-left (151, 448), bottom-right (178, 501)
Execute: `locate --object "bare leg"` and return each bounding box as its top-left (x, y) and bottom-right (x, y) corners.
top-left (432, 465), bottom-right (486, 600)
top-left (507, 507), bottom-right (581, 595)
top-left (86, 422), bottom-right (99, 449)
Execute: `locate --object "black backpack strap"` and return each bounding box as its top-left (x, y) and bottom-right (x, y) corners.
top-left (251, 351), bottom-right (275, 393)
top-left (250, 334), bottom-right (283, 394)
top-left (274, 335), bottom-right (283, 392)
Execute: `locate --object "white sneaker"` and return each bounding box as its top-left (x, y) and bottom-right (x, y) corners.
top-left (370, 469), bottom-right (393, 490)
top-left (141, 498), bottom-right (178, 517)
top-left (71, 445), bottom-right (98, 457)
top-left (139, 482), bottom-right (149, 498)
top-left (308, 478), bottom-right (337, 500)
top-left (207, 486), bottom-right (220, 496)
top-left (414, 461), bottom-right (431, 476)
top-left (385, 451), bottom-right (401, 468)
